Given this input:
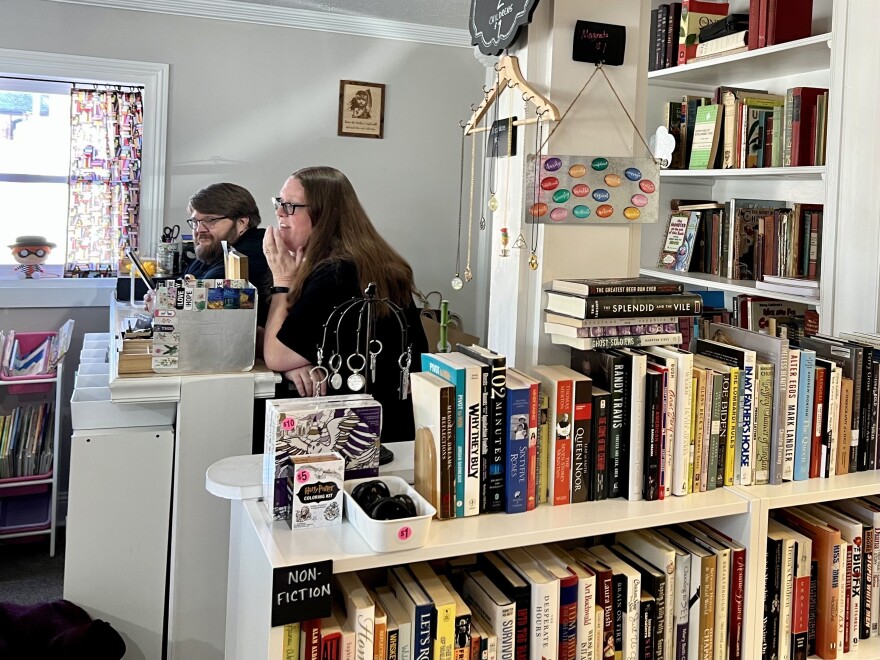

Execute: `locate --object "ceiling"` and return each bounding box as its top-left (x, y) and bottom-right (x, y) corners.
top-left (226, 0), bottom-right (472, 30)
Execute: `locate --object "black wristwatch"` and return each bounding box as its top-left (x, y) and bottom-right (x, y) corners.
top-left (269, 286), bottom-right (290, 295)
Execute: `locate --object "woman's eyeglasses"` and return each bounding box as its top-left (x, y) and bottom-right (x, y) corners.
top-left (186, 216), bottom-right (230, 230)
top-left (272, 197), bottom-right (308, 215)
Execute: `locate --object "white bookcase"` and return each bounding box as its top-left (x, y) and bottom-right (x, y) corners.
top-left (0, 364), bottom-right (63, 557)
top-left (639, 1), bottom-right (837, 330)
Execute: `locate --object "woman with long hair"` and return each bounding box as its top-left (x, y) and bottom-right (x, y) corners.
top-left (262, 166), bottom-right (428, 442)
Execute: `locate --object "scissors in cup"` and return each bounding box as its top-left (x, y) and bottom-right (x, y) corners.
top-left (162, 225), bottom-right (180, 243)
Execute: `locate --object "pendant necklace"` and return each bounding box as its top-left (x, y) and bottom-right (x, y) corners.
top-left (529, 107), bottom-right (545, 271)
top-left (512, 98), bottom-right (531, 252)
top-left (463, 116), bottom-right (477, 283)
top-left (486, 68), bottom-right (502, 216)
top-left (499, 86), bottom-right (514, 257)
top-left (451, 123), bottom-right (467, 290)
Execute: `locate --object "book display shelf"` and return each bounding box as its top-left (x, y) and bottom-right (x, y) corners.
top-left (0, 365), bottom-right (63, 557)
top-left (640, 1), bottom-right (837, 325)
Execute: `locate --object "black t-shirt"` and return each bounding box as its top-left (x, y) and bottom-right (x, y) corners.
top-left (275, 260), bottom-right (428, 442)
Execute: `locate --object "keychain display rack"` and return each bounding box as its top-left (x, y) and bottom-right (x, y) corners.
top-left (309, 283), bottom-right (413, 401)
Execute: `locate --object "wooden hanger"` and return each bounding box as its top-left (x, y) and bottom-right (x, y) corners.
top-left (464, 55), bottom-right (560, 135)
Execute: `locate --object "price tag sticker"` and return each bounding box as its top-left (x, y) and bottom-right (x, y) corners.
top-left (281, 417), bottom-right (296, 431)
top-left (397, 526), bottom-right (413, 542)
top-left (296, 469), bottom-right (310, 484)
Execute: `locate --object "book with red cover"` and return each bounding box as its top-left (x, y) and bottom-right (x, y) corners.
top-left (767, 0), bottom-right (813, 46)
top-left (757, 0), bottom-right (770, 47)
top-left (300, 619), bottom-right (321, 660)
top-left (679, 0), bottom-right (730, 65)
top-left (809, 366), bottom-right (827, 478)
top-left (748, 0), bottom-right (761, 49)
top-left (790, 87), bottom-right (828, 167)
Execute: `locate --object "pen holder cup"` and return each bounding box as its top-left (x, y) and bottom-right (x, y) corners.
top-left (343, 476), bottom-right (435, 553)
top-left (1, 332), bottom-right (57, 394)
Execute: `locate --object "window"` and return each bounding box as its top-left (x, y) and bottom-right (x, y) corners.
top-left (0, 49), bottom-right (168, 280)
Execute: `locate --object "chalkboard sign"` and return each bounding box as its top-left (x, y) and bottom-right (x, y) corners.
top-left (487, 117), bottom-right (518, 158)
top-left (572, 20), bottom-right (626, 66)
top-left (271, 559), bottom-right (333, 627)
top-left (470, 0), bottom-right (541, 56)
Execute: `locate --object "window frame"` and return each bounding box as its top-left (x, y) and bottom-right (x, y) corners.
top-left (0, 48), bottom-right (169, 271)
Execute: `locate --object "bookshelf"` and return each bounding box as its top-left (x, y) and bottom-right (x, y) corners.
top-left (642, 3), bottom-right (836, 334)
top-left (0, 364), bottom-right (63, 556)
top-left (639, 266), bottom-right (822, 306)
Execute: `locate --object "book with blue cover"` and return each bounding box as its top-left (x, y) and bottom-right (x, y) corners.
top-left (794, 349), bottom-right (816, 481)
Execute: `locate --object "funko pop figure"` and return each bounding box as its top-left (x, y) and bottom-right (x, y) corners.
top-left (9, 235), bottom-right (56, 279)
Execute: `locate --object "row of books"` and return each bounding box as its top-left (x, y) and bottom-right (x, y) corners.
top-left (649, 0), bottom-right (813, 72)
top-left (0, 403), bottom-right (55, 480)
top-left (663, 85), bottom-right (829, 172)
top-left (287, 519), bottom-right (745, 660)
top-left (656, 199), bottom-right (824, 287)
top-left (765, 498), bottom-right (880, 660)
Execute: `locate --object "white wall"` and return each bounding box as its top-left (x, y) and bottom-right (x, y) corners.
top-left (1, 0), bottom-right (485, 332)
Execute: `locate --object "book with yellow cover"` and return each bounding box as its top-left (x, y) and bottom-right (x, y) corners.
top-left (409, 562), bottom-right (455, 660)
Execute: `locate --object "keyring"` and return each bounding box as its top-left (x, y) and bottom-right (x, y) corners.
top-left (328, 353), bottom-right (343, 390)
top-left (308, 364), bottom-right (329, 391)
top-left (347, 353), bottom-right (367, 391)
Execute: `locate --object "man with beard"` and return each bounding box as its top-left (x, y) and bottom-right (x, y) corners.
top-left (184, 182), bottom-right (268, 288)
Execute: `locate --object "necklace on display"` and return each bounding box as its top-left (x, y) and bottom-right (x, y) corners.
top-left (512, 97), bottom-right (531, 252)
top-left (529, 106), bottom-right (546, 271)
top-left (499, 84), bottom-right (514, 258)
top-left (451, 120), bottom-right (467, 291)
top-left (463, 113), bottom-right (478, 283)
top-left (486, 67), bottom-right (502, 215)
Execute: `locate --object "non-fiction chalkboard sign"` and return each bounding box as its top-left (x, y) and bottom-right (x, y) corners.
top-left (572, 20), bottom-right (626, 66)
top-left (470, 0), bottom-right (541, 56)
top-left (271, 559), bottom-right (333, 627)
top-left (487, 117), bottom-right (518, 158)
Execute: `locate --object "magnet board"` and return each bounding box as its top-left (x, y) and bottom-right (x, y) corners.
top-left (524, 155), bottom-right (660, 224)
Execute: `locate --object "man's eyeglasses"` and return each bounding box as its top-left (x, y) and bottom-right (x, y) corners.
top-left (186, 216), bottom-right (230, 230)
top-left (272, 197), bottom-right (308, 215)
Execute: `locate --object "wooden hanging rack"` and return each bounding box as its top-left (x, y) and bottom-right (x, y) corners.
top-left (463, 55), bottom-right (561, 136)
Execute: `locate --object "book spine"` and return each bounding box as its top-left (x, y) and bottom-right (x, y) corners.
top-left (609, 362), bottom-right (626, 499)
top-left (863, 525), bottom-right (874, 640)
top-left (714, 370), bottom-right (731, 490)
top-left (794, 351), bottom-right (816, 481)
top-left (663, 361), bottom-right (676, 499)
top-left (505, 387), bottom-right (530, 513)
top-left (706, 373), bottom-right (723, 492)
top-left (791, 550), bottom-right (810, 660)
top-left (476, 364), bottom-right (491, 514)
top-left (593, 394), bottom-right (610, 501)
top-left (464, 366), bottom-right (482, 517)
top-left (487, 362), bottom-right (507, 513)
top-left (538, 391), bottom-right (550, 504)
top-left (584, 295), bottom-right (703, 320)
top-left (723, 368), bottom-right (740, 487)
top-left (639, 597), bottom-right (656, 660)
top-left (649, 8), bottom-right (659, 72)
top-left (644, 373), bottom-right (663, 501)
top-left (553, 379), bottom-right (574, 505)
top-left (628, 355), bottom-right (647, 502)
top-left (755, 363), bottom-right (774, 484)
top-left (302, 619), bottom-right (321, 660)
top-left (440, 387), bottom-right (456, 520)
top-left (571, 378), bottom-right (592, 504)
top-left (527, 382), bottom-right (539, 511)
top-left (560, 578), bottom-right (579, 660)
top-left (729, 548), bottom-right (746, 660)
top-left (771, 344), bottom-right (792, 486)
top-left (809, 367), bottom-right (827, 479)
top-left (674, 353), bottom-right (694, 497)
top-left (422, 355), bottom-right (467, 518)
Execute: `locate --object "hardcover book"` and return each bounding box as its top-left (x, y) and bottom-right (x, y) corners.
top-left (657, 211), bottom-right (701, 272)
top-left (688, 104), bottom-right (722, 170)
top-left (549, 276), bottom-right (685, 297)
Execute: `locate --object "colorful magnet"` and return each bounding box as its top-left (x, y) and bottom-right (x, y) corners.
top-left (596, 204), bottom-right (614, 218)
top-left (552, 189), bottom-right (571, 203)
top-left (572, 205), bottom-right (591, 219)
top-left (544, 157), bottom-right (563, 171)
top-left (631, 194), bottom-right (648, 207)
top-left (604, 173), bottom-right (622, 187)
top-left (549, 207), bottom-right (568, 222)
top-left (591, 157), bottom-right (609, 171)
top-left (639, 179), bottom-right (656, 194)
top-left (568, 164), bottom-right (587, 178)
top-left (572, 183), bottom-right (590, 197)
top-left (623, 207), bottom-right (641, 220)
top-left (592, 189), bottom-right (610, 202)
top-left (625, 167), bottom-right (642, 181)
top-left (540, 177), bottom-right (559, 191)
top-left (529, 202), bottom-right (548, 217)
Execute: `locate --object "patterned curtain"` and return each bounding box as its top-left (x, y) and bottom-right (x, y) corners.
top-left (67, 87), bottom-right (142, 276)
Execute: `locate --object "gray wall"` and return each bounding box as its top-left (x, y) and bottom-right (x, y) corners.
top-left (1, 0), bottom-right (486, 504)
top-left (1, 0), bottom-right (483, 329)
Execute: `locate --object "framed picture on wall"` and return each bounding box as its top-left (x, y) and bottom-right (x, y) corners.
top-left (338, 80), bottom-right (385, 139)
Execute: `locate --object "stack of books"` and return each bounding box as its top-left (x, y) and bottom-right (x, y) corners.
top-left (285, 524), bottom-right (745, 660)
top-left (0, 403), bottom-right (55, 479)
top-left (544, 276), bottom-right (702, 350)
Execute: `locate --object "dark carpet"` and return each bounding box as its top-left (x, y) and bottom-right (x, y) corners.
top-left (0, 530), bottom-right (65, 605)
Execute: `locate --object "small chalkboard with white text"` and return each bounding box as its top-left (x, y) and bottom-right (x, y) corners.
top-left (470, 0), bottom-right (542, 56)
top-left (271, 560), bottom-right (333, 627)
top-left (572, 20), bottom-right (626, 66)
top-left (487, 117), bottom-right (518, 158)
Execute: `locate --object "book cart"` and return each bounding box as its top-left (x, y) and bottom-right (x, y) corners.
top-left (0, 359), bottom-right (63, 557)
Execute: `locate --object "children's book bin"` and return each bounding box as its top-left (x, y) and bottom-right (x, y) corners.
top-left (0, 332), bottom-right (57, 537)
